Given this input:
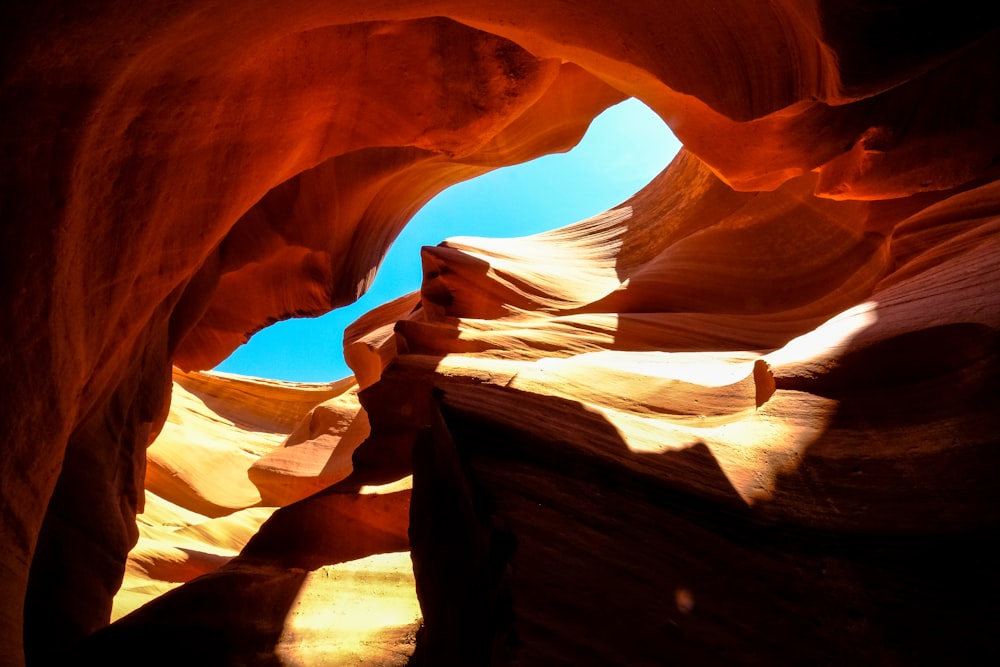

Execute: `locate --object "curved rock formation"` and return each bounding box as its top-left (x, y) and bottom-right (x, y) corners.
top-left (103, 369), bottom-right (418, 665)
top-left (2, 1), bottom-right (999, 665)
top-left (372, 153), bottom-right (1000, 665)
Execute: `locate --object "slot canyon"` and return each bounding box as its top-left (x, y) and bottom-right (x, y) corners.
top-left (2, 2), bottom-right (999, 665)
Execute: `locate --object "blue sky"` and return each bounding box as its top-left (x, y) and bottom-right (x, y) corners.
top-left (214, 98), bottom-right (680, 381)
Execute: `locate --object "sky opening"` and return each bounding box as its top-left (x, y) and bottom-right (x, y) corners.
top-left (214, 97), bottom-right (681, 381)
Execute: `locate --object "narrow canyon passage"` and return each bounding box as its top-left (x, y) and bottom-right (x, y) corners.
top-left (2, 2), bottom-right (999, 665)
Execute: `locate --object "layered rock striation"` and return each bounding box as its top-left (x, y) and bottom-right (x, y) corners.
top-left (2, 1), bottom-right (999, 665)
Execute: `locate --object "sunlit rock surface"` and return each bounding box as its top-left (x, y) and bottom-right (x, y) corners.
top-left (372, 160), bottom-right (1000, 665)
top-left (2, 1), bottom-right (999, 665)
top-left (107, 369), bottom-right (418, 664)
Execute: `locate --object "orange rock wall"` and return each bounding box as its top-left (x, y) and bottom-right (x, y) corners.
top-left (1, 1), bottom-right (999, 665)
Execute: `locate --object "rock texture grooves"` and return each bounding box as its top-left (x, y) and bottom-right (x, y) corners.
top-left (2, 2), bottom-right (999, 665)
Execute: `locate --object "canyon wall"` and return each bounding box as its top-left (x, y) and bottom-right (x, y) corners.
top-left (2, 1), bottom-right (998, 664)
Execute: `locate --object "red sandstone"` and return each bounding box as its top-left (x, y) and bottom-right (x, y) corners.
top-left (1, 2), bottom-right (999, 665)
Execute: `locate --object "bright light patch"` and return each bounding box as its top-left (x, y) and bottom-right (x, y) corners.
top-left (275, 551), bottom-right (422, 664)
top-left (764, 301), bottom-right (879, 370)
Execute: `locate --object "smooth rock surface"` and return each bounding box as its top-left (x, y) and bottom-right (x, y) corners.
top-left (2, 2), bottom-right (999, 665)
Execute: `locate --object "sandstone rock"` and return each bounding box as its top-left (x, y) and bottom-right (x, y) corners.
top-left (2, 2), bottom-right (999, 665)
top-left (107, 370), bottom-right (418, 664)
top-left (248, 388), bottom-right (371, 507)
